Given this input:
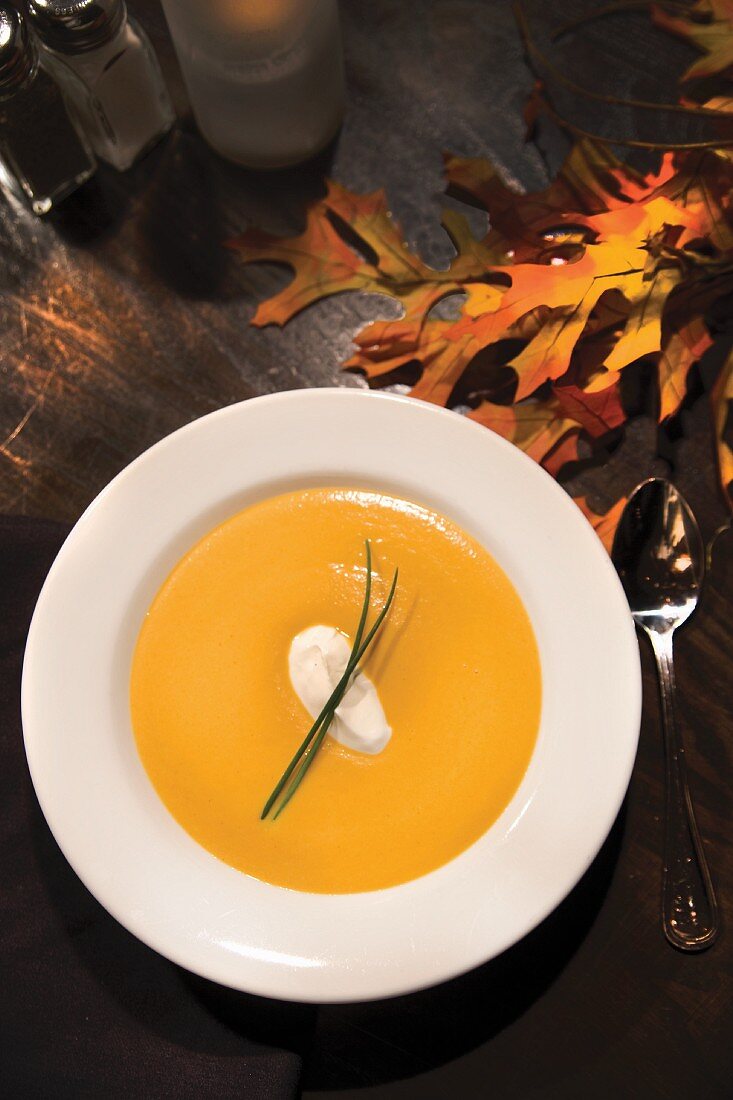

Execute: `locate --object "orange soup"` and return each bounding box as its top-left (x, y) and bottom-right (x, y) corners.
top-left (130, 488), bottom-right (541, 893)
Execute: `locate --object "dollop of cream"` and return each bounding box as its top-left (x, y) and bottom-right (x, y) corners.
top-left (288, 625), bottom-right (392, 755)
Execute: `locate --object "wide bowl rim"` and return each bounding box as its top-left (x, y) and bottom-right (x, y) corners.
top-left (22, 388), bottom-right (641, 1002)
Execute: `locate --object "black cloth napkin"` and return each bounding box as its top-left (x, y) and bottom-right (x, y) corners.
top-left (0, 516), bottom-right (304, 1099)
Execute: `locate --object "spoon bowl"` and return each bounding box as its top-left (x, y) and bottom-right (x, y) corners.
top-left (613, 478), bottom-right (703, 636)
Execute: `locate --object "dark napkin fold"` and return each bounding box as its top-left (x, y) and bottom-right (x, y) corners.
top-left (0, 516), bottom-right (303, 1099)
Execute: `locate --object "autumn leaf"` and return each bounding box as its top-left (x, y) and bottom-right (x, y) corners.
top-left (553, 378), bottom-right (625, 438)
top-left (654, 148), bottom-right (733, 252)
top-left (227, 179), bottom-right (494, 327)
top-left (652, 0), bottom-right (733, 84)
top-left (467, 397), bottom-right (583, 472)
top-left (231, 138), bottom-right (731, 553)
top-left (712, 345), bottom-right (733, 509)
top-left (444, 140), bottom-right (674, 232)
top-left (235, 140), bottom-right (728, 413)
top-left (573, 495), bottom-right (629, 553)
top-left (658, 318), bottom-right (713, 419)
top-left (701, 93), bottom-right (733, 111)
top-left (346, 188), bottom-right (717, 408)
top-left (656, 264), bottom-right (733, 420)
top-left (464, 373), bottom-right (623, 477)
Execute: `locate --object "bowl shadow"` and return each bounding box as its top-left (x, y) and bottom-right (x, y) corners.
top-left (136, 116), bottom-right (339, 302)
top-left (187, 805), bottom-right (627, 1089)
top-left (29, 782), bottom-right (625, 1090)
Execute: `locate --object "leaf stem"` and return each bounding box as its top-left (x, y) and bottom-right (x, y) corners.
top-left (514, 1), bottom-right (733, 149)
top-left (534, 95), bottom-right (733, 149)
top-left (524, 10), bottom-right (729, 119)
top-left (551, 2), bottom-right (695, 43)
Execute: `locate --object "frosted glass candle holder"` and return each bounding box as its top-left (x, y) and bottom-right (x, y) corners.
top-left (160, 0), bottom-right (345, 168)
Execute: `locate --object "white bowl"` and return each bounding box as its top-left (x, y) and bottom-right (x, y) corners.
top-left (22, 389), bottom-right (641, 1003)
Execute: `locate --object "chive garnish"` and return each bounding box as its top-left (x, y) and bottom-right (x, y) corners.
top-left (261, 540), bottom-right (398, 821)
top-left (260, 541), bottom-right (373, 820)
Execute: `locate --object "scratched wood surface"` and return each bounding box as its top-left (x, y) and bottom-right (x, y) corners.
top-left (1, 2), bottom-right (732, 1097)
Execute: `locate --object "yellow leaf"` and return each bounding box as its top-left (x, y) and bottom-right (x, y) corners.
top-left (712, 346), bottom-right (733, 509)
top-left (659, 316), bottom-right (714, 420)
top-left (652, 0), bottom-right (733, 83)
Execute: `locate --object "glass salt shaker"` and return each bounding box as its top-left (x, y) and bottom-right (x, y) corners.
top-left (27, 0), bottom-right (175, 172)
top-left (0, 3), bottom-right (96, 215)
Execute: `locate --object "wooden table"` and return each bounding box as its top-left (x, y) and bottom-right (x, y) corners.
top-left (2, 2), bottom-right (731, 1096)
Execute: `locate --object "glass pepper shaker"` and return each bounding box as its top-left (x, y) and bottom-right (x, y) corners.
top-left (27, 0), bottom-right (175, 172)
top-left (0, 3), bottom-right (96, 215)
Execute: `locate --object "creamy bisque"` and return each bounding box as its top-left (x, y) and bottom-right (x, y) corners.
top-left (130, 488), bottom-right (541, 893)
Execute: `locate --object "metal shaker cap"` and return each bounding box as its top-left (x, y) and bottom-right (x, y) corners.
top-left (27, 0), bottom-right (126, 54)
top-left (0, 5), bottom-right (35, 94)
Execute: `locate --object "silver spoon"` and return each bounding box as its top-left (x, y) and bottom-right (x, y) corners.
top-left (612, 477), bottom-right (718, 952)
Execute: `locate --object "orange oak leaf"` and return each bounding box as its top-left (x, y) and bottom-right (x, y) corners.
top-left (654, 148), bottom-right (733, 252)
top-left (392, 194), bottom-right (702, 405)
top-left (466, 397), bottom-right (583, 471)
top-left (227, 179), bottom-right (495, 327)
top-left (342, 317), bottom-right (466, 388)
top-left (232, 145), bottom-right (728, 410)
top-left (712, 346), bottom-right (733, 509)
top-left (552, 379), bottom-right (625, 438)
top-left (444, 139), bottom-right (674, 225)
top-left (652, 0), bottom-right (733, 84)
top-left (542, 432), bottom-right (584, 479)
top-left (573, 495), bottom-right (629, 553)
top-left (231, 141), bottom-right (731, 557)
top-left (227, 185), bottom-right (374, 325)
top-left (655, 264), bottom-right (733, 420)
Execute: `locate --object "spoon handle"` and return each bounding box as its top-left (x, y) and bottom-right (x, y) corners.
top-left (648, 630), bottom-right (718, 952)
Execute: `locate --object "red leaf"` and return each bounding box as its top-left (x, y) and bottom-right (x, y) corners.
top-left (553, 378), bottom-right (625, 438)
